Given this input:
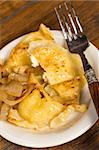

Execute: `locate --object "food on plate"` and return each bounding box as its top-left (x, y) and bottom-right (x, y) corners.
top-left (0, 24), bottom-right (87, 132)
top-left (45, 77), bottom-right (81, 105)
top-left (5, 43), bottom-right (31, 72)
top-left (8, 89), bottom-right (65, 131)
top-left (32, 43), bottom-right (76, 85)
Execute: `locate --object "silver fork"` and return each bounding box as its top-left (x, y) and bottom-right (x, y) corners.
top-left (55, 2), bottom-right (99, 116)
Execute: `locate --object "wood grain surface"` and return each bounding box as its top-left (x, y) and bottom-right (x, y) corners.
top-left (0, 0), bottom-right (99, 150)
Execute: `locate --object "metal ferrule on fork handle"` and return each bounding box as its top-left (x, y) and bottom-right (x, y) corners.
top-left (85, 68), bottom-right (98, 84)
top-left (80, 52), bottom-right (98, 84)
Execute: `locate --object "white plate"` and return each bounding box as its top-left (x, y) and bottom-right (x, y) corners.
top-left (0, 31), bottom-right (98, 148)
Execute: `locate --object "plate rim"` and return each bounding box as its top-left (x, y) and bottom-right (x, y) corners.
top-left (0, 30), bottom-right (98, 148)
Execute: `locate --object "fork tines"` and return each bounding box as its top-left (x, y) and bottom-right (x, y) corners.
top-left (54, 2), bottom-right (83, 41)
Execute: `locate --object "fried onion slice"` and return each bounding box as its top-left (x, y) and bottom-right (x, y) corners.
top-left (0, 85), bottom-right (34, 106)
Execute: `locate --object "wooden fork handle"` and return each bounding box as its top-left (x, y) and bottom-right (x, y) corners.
top-left (88, 82), bottom-right (99, 115)
top-left (80, 53), bottom-right (99, 116)
top-left (85, 68), bottom-right (99, 115)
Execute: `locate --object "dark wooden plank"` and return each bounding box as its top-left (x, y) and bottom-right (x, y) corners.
top-left (0, 1), bottom-right (62, 49)
top-left (0, 1), bottom-right (99, 49)
top-left (0, 0), bottom-right (29, 21)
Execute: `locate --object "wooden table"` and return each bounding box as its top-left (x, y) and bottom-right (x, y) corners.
top-left (0, 1), bottom-right (99, 150)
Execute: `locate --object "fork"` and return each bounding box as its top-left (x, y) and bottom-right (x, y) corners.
top-left (55, 2), bottom-right (99, 116)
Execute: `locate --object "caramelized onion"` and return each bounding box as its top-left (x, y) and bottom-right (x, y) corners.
top-left (0, 78), bottom-right (8, 84)
top-left (0, 85), bottom-right (34, 106)
top-left (6, 80), bottom-right (23, 97)
top-left (0, 65), bottom-right (9, 78)
top-left (8, 73), bottom-right (28, 84)
top-left (0, 81), bottom-right (24, 97)
top-left (0, 101), bottom-right (2, 110)
top-left (12, 66), bottom-right (29, 74)
top-left (0, 103), bottom-right (10, 120)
